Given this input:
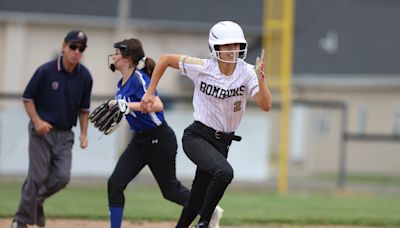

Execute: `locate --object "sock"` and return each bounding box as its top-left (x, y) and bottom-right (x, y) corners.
top-left (109, 207), bottom-right (124, 228)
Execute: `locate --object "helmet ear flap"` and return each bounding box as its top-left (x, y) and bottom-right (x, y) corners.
top-left (239, 43), bottom-right (247, 58)
top-left (211, 49), bottom-right (218, 59)
top-left (209, 44), bottom-right (219, 59)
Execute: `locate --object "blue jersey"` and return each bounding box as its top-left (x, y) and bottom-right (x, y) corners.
top-left (115, 70), bottom-right (165, 132)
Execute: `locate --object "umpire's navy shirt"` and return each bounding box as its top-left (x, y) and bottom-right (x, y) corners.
top-left (22, 56), bottom-right (93, 130)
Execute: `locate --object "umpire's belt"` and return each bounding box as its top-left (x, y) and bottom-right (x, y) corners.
top-left (194, 121), bottom-right (241, 142)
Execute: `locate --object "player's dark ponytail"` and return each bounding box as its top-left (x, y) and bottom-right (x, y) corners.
top-left (143, 57), bottom-right (155, 77)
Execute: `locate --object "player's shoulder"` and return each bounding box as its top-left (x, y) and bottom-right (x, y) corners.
top-left (136, 69), bottom-right (149, 78)
top-left (127, 70), bottom-right (149, 89)
top-left (134, 70), bottom-right (151, 83)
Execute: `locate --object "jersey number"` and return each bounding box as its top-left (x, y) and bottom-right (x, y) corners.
top-left (234, 101), bottom-right (242, 112)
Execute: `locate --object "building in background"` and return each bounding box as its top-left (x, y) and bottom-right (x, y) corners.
top-left (1, 0), bottom-right (400, 184)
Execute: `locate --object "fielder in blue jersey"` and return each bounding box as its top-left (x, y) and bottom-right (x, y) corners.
top-left (106, 38), bottom-right (222, 228)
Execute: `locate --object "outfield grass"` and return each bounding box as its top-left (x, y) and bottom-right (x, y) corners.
top-left (1, 181), bottom-right (400, 227)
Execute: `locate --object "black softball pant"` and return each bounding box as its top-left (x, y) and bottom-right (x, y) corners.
top-left (176, 121), bottom-right (235, 228)
top-left (108, 122), bottom-right (190, 208)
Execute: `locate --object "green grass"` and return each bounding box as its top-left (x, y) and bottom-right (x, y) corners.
top-left (312, 172), bottom-right (400, 186)
top-left (1, 181), bottom-right (400, 227)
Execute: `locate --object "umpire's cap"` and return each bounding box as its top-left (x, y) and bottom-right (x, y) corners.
top-left (64, 30), bottom-right (88, 47)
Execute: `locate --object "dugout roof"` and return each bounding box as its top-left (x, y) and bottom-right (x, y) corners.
top-left (1, 0), bottom-right (399, 77)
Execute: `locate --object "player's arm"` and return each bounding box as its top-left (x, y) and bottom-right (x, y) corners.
top-left (140, 54), bottom-right (181, 111)
top-left (22, 100), bottom-right (53, 135)
top-left (79, 110), bottom-right (89, 149)
top-left (146, 54), bottom-right (180, 94)
top-left (253, 49), bottom-right (272, 111)
top-left (254, 80), bottom-right (272, 111)
top-left (128, 96), bottom-right (164, 112)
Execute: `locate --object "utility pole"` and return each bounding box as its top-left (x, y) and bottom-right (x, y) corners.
top-left (264, 0), bottom-right (295, 194)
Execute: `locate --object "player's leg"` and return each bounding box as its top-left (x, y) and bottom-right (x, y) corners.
top-left (108, 139), bottom-right (146, 228)
top-left (148, 125), bottom-right (223, 228)
top-left (181, 128), bottom-right (233, 227)
top-left (149, 145), bottom-right (223, 228)
top-left (176, 168), bottom-right (211, 228)
top-left (147, 126), bottom-right (190, 205)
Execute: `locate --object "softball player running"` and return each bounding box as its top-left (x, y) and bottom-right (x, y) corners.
top-left (106, 38), bottom-right (222, 228)
top-left (141, 21), bottom-right (272, 228)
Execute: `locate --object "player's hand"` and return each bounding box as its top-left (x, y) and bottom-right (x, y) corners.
top-left (140, 92), bottom-right (155, 113)
top-left (33, 118), bottom-right (53, 135)
top-left (80, 134), bottom-right (88, 149)
top-left (255, 49), bottom-right (265, 80)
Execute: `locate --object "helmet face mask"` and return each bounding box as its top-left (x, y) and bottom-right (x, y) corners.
top-left (208, 21), bottom-right (247, 63)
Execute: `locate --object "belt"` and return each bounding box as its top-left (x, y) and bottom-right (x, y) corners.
top-left (134, 122), bottom-right (167, 139)
top-left (194, 121), bottom-right (242, 142)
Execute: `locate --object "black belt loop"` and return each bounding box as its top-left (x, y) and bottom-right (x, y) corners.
top-left (194, 121), bottom-right (241, 142)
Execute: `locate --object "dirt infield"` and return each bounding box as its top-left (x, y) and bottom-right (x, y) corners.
top-left (0, 218), bottom-right (376, 228)
top-left (1, 219), bottom-right (177, 228)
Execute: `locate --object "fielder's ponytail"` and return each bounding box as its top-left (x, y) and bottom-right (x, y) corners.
top-left (143, 57), bottom-right (156, 77)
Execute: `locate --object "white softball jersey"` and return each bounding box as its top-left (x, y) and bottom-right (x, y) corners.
top-left (179, 56), bottom-right (260, 132)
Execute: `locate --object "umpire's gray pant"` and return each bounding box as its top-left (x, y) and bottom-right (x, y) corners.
top-left (15, 122), bottom-right (74, 225)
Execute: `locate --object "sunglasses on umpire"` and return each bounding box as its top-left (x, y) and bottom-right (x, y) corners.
top-left (69, 43), bottom-right (86, 52)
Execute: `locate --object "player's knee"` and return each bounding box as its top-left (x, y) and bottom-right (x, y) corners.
top-left (107, 178), bottom-right (126, 207)
top-left (107, 178), bottom-right (116, 192)
top-left (160, 185), bottom-right (187, 205)
top-left (215, 165), bottom-right (234, 183)
top-left (162, 191), bottom-right (180, 203)
top-left (107, 177), bottom-right (123, 196)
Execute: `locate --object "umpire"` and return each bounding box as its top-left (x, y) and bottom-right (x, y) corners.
top-left (11, 30), bottom-right (93, 228)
